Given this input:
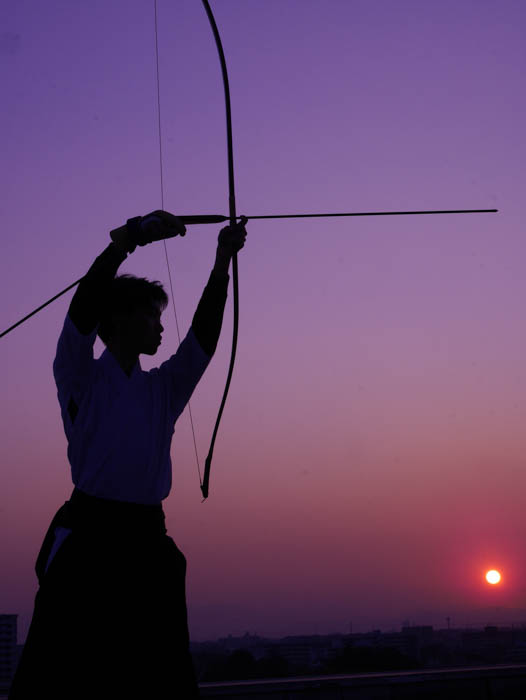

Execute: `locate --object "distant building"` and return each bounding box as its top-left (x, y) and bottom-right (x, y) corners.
top-left (0, 615), bottom-right (17, 691)
top-left (256, 635), bottom-right (343, 670)
top-left (212, 633), bottom-right (268, 660)
top-left (273, 640), bottom-right (313, 667)
top-left (192, 623), bottom-right (526, 683)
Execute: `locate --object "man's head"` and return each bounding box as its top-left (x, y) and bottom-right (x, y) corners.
top-left (98, 275), bottom-right (168, 355)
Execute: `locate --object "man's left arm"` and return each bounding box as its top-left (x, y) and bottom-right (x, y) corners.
top-left (154, 218), bottom-right (247, 419)
top-left (191, 217), bottom-right (247, 357)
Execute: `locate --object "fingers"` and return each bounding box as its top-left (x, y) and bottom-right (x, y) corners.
top-left (155, 210), bottom-right (184, 229)
top-left (156, 210), bottom-right (187, 236)
top-left (144, 210), bottom-right (186, 238)
top-left (235, 216), bottom-right (248, 250)
top-left (218, 216), bottom-right (248, 254)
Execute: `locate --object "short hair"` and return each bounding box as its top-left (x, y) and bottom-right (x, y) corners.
top-left (98, 274), bottom-right (168, 344)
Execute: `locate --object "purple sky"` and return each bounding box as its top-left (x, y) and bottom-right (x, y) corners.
top-left (2, 0), bottom-right (525, 642)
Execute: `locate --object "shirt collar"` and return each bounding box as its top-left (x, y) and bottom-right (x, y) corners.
top-left (100, 348), bottom-right (142, 381)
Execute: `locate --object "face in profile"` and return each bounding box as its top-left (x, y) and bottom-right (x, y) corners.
top-left (114, 303), bottom-right (164, 356)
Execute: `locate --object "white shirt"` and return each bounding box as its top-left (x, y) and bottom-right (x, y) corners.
top-left (53, 314), bottom-right (210, 504)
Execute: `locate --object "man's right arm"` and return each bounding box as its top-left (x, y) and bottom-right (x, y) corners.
top-left (68, 242), bottom-right (128, 335)
top-left (69, 211), bottom-right (186, 335)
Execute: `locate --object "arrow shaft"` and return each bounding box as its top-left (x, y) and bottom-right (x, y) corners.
top-left (179, 209), bottom-right (497, 225)
top-left (243, 208), bottom-right (497, 220)
top-left (0, 278), bottom-right (83, 338)
top-left (1, 207), bottom-right (498, 339)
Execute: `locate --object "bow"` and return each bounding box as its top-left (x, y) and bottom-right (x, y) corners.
top-left (0, 2), bottom-right (499, 501)
top-left (199, 0), bottom-right (239, 500)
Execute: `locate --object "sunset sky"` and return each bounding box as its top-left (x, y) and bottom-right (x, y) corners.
top-left (2, 0), bottom-right (525, 643)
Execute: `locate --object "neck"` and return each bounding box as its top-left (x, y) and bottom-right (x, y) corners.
top-left (106, 342), bottom-right (138, 377)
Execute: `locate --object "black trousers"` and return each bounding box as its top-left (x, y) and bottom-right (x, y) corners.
top-left (9, 489), bottom-right (199, 699)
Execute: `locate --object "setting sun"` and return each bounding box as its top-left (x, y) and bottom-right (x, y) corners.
top-left (485, 570), bottom-right (501, 585)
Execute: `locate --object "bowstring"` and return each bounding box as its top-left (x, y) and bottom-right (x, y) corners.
top-left (154, 0), bottom-right (202, 485)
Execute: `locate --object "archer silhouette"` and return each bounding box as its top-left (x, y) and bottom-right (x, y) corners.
top-left (9, 211), bottom-right (247, 700)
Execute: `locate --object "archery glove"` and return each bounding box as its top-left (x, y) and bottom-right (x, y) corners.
top-left (111, 210), bottom-right (186, 254)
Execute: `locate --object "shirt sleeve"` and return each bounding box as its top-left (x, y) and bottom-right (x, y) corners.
top-left (53, 314), bottom-right (98, 434)
top-left (148, 271), bottom-right (228, 423)
top-left (53, 242), bottom-right (126, 431)
top-left (153, 328), bottom-right (211, 422)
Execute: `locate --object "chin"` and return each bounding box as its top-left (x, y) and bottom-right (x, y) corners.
top-left (142, 338), bottom-right (161, 356)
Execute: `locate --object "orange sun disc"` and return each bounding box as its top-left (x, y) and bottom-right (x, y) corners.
top-left (485, 570), bottom-right (501, 585)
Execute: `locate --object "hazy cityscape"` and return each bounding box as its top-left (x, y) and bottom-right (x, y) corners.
top-left (4, 612), bottom-right (526, 697)
top-left (191, 624), bottom-right (526, 681)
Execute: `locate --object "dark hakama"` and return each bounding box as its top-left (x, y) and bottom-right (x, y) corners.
top-left (9, 489), bottom-right (199, 699)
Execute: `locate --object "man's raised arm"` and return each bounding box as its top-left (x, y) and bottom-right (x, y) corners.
top-left (68, 244), bottom-right (128, 335)
top-left (68, 212), bottom-right (186, 335)
top-left (191, 217), bottom-right (247, 357)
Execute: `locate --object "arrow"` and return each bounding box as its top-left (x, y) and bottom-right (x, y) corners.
top-left (0, 207), bottom-right (497, 339)
top-left (180, 209), bottom-right (497, 225)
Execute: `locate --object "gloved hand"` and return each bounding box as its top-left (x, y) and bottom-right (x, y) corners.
top-left (110, 210), bottom-right (186, 253)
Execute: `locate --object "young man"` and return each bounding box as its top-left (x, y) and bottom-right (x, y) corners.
top-left (9, 211), bottom-right (247, 699)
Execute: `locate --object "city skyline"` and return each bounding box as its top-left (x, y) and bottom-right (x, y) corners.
top-left (6, 607), bottom-right (526, 645)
